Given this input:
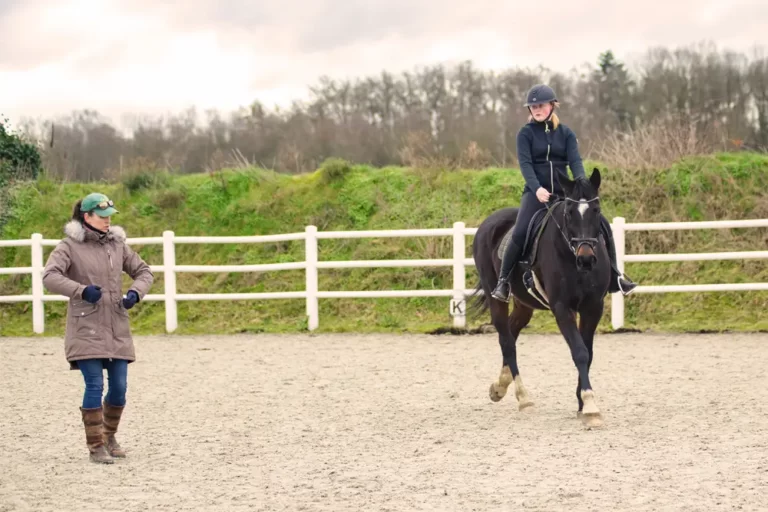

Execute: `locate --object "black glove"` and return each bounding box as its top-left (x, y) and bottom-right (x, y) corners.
top-left (122, 290), bottom-right (140, 310)
top-left (82, 285), bottom-right (102, 304)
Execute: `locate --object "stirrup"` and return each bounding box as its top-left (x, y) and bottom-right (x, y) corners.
top-left (617, 276), bottom-right (637, 296)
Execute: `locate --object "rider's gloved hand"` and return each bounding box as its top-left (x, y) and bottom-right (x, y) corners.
top-left (122, 290), bottom-right (140, 310)
top-left (82, 285), bottom-right (102, 304)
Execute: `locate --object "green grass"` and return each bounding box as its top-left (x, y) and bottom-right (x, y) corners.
top-left (1, 154), bottom-right (767, 336)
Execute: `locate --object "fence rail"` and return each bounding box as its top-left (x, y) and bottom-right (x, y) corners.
top-left (1, 217), bottom-right (767, 334)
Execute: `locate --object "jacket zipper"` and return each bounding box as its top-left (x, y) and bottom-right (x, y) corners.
top-left (545, 121), bottom-right (553, 196)
top-left (107, 247), bottom-right (116, 339)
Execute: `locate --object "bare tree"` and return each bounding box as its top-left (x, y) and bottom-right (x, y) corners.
top-left (19, 43), bottom-right (768, 180)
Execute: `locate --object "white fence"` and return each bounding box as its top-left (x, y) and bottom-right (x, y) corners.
top-left (1, 217), bottom-right (767, 334)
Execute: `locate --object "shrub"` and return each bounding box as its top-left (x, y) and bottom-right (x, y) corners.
top-left (319, 157), bottom-right (353, 183)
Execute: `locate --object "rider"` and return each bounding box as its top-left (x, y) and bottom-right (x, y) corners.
top-left (491, 84), bottom-right (637, 302)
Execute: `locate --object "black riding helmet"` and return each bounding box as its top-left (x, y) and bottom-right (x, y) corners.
top-left (523, 84), bottom-right (557, 107)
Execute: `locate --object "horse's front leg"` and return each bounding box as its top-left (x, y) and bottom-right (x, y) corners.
top-left (576, 300), bottom-right (604, 424)
top-left (552, 302), bottom-right (603, 428)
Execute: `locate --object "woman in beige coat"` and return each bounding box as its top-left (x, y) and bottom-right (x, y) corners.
top-left (43, 192), bottom-right (154, 464)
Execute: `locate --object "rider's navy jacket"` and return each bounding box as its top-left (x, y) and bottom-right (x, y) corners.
top-left (516, 119), bottom-right (586, 195)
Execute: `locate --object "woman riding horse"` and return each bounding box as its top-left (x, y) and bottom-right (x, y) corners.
top-left (491, 84), bottom-right (637, 302)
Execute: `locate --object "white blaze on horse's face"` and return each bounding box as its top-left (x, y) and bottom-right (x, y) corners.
top-left (577, 199), bottom-right (589, 218)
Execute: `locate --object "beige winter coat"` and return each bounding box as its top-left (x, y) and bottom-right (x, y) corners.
top-left (42, 221), bottom-right (154, 369)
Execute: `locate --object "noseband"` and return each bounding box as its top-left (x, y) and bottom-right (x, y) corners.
top-left (546, 197), bottom-right (601, 258)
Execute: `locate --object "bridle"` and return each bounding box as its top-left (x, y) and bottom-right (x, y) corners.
top-left (544, 196), bottom-right (601, 258)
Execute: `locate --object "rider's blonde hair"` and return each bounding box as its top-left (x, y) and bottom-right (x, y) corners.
top-left (528, 101), bottom-right (560, 129)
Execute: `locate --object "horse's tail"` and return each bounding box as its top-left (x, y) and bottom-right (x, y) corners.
top-left (466, 280), bottom-right (488, 321)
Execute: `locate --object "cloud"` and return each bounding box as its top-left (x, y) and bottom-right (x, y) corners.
top-left (0, 0), bottom-right (24, 17)
top-left (1, 0), bottom-right (766, 127)
top-left (295, 1), bottom-right (447, 52)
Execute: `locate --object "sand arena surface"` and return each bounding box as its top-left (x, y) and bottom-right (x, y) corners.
top-left (1, 332), bottom-right (767, 511)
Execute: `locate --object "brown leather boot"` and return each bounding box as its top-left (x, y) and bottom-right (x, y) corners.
top-left (80, 407), bottom-right (114, 464)
top-left (102, 401), bottom-right (126, 458)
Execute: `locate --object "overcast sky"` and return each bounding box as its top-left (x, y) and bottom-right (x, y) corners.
top-left (1, 0), bottom-right (766, 128)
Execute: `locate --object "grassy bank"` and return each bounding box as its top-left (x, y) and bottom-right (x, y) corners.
top-left (1, 153), bottom-right (767, 336)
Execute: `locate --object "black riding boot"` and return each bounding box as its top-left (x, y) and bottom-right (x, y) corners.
top-left (491, 240), bottom-right (523, 303)
top-left (600, 218), bottom-right (638, 296)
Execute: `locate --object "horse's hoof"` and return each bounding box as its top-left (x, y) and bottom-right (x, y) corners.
top-left (581, 412), bottom-right (604, 429)
top-left (489, 383), bottom-right (506, 402)
top-left (518, 400), bottom-right (535, 411)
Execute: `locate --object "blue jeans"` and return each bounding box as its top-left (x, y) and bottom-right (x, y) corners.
top-left (77, 359), bottom-right (128, 409)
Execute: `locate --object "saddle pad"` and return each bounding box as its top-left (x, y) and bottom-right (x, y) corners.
top-left (496, 206), bottom-right (553, 264)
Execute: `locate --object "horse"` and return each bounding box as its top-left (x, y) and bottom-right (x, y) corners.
top-left (468, 168), bottom-right (610, 428)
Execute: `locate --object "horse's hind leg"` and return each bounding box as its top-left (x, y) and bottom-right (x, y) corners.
top-left (489, 298), bottom-right (535, 410)
top-left (488, 299), bottom-right (513, 402)
top-left (509, 299), bottom-right (535, 410)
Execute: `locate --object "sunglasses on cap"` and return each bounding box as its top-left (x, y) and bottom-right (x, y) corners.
top-left (93, 200), bottom-right (114, 210)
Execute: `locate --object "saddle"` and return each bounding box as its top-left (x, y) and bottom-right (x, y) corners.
top-left (496, 200), bottom-right (563, 309)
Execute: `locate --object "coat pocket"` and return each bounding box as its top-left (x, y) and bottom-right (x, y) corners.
top-left (70, 302), bottom-right (101, 341)
top-left (112, 302), bottom-right (132, 340)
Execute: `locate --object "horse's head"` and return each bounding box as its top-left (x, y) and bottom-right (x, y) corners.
top-left (559, 168), bottom-right (602, 272)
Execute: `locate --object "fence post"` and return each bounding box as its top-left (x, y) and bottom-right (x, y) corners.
top-left (452, 221), bottom-right (467, 328)
top-left (611, 217), bottom-right (626, 330)
top-left (31, 233), bottom-right (45, 334)
top-left (162, 230), bottom-right (178, 333)
top-left (305, 225), bottom-right (319, 331)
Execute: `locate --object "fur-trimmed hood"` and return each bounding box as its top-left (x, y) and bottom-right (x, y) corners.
top-left (64, 220), bottom-right (126, 243)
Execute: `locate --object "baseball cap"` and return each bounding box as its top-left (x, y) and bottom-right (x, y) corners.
top-left (80, 193), bottom-right (118, 217)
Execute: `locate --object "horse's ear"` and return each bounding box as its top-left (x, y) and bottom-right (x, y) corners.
top-left (589, 167), bottom-right (601, 191)
top-left (561, 176), bottom-right (575, 197)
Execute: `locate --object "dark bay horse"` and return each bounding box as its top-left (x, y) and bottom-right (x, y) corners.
top-left (469, 168), bottom-right (610, 428)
